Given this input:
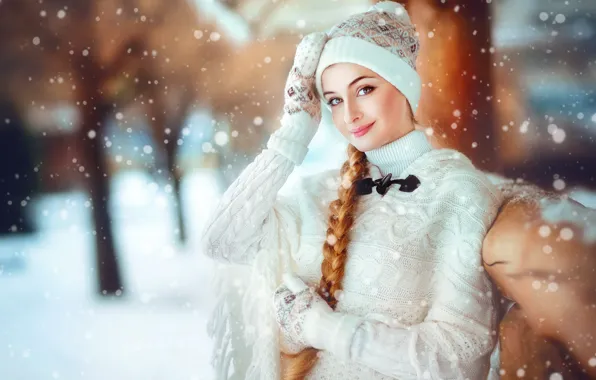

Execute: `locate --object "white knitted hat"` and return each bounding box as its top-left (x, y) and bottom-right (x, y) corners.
top-left (315, 1), bottom-right (421, 127)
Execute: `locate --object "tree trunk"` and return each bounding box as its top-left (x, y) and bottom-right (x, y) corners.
top-left (78, 87), bottom-right (123, 295)
top-left (166, 141), bottom-right (187, 242)
top-left (147, 90), bottom-right (194, 244)
top-left (397, 0), bottom-right (499, 172)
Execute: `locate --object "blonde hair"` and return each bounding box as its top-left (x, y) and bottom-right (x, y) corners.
top-left (281, 143), bottom-right (369, 379)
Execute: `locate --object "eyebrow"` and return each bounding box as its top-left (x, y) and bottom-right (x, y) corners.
top-left (323, 76), bottom-right (374, 96)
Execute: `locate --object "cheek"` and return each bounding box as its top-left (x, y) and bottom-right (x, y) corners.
top-left (358, 98), bottom-right (386, 128)
top-left (377, 92), bottom-right (398, 118)
top-left (378, 94), bottom-right (408, 127)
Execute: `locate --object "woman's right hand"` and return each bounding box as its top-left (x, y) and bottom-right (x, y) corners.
top-left (266, 32), bottom-right (328, 165)
top-left (283, 32), bottom-right (328, 126)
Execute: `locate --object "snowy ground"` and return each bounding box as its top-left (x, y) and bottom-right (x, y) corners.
top-left (0, 122), bottom-right (347, 380)
top-left (0, 170), bottom-right (224, 380)
top-left (1, 159), bottom-right (595, 380)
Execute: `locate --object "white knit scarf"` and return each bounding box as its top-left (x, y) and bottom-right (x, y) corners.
top-left (207, 207), bottom-right (296, 379)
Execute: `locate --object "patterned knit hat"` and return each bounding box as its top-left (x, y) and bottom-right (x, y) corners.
top-left (315, 1), bottom-right (421, 123)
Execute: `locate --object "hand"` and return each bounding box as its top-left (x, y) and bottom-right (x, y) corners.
top-left (283, 32), bottom-right (328, 125)
top-left (273, 274), bottom-right (332, 353)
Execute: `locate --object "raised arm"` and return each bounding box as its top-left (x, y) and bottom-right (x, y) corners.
top-left (200, 33), bottom-right (328, 265)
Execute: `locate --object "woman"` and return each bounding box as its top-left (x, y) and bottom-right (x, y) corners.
top-left (202, 2), bottom-right (503, 379)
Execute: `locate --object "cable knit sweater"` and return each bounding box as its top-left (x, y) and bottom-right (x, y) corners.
top-left (202, 122), bottom-right (504, 379)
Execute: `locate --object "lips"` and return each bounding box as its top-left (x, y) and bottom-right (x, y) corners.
top-left (351, 121), bottom-right (375, 137)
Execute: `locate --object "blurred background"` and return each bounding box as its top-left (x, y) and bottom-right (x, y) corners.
top-left (0, 0), bottom-right (594, 379)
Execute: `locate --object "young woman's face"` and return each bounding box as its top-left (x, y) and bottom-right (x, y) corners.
top-left (321, 63), bottom-right (414, 152)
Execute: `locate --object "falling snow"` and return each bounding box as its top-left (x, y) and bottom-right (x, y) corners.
top-left (209, 32), bottom-right (220, 42)
top-left (1, 0), bottom-right (595, 377)
top-left (214, 131), bottom-right (229, 146)
top-left (0, 171), bottom-right (220, 379)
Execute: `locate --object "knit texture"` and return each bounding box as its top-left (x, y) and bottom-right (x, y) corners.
top-left (268, 31), bottom-right (328, 165)
top-left (329, 2), bottom-right (418, 71)
top-left (366, 128), bottom-right (433, 176)
top-left (266, 112), bottom-right (318, 165)
top-left (202, 135), bottom-right (505, 379)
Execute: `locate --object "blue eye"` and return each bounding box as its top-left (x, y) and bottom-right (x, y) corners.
top-left (358, 86), bottom-right (374, 96)
top-left (327, 86), bottom-right (375, 107)
top-left (327, 98), bottom-right (341, 107)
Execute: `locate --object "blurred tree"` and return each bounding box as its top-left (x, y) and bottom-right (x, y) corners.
top-left (0, 0), bottom-right (210, 294)
top-left (0, 0), bottom-right (301, 294)
top-left (395, 0), bottom-right (499, 172)
top-left (0, 100), bottom-right (38, 235)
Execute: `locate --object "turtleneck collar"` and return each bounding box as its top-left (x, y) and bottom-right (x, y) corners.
top-left (365, 129), bottom-right (433, 177)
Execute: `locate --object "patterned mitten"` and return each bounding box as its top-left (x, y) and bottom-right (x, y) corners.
top-left (273, 274), bottom-right (332, 353)
top-left (267, 32), bottom-right (328, 165)
top-left (283, 32), bottom-right (328, 124)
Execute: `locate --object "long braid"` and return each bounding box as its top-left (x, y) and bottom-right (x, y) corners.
top-left (281, 144), bottom-right (369, 379)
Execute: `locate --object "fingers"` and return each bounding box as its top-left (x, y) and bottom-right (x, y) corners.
top-left (300, 32), bottom-right (328, 53)
top-left (282, 32), bottom-right (328, 122)
top-left (273, 284), bottom-right (291, 304)
top-left (293, 32), bottom-right (328, 77)
top-left (283, 273), bottom-right (309, 293)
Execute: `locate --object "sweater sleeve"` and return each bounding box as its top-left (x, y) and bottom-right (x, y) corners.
top-left (201, 112), bottom-right (317, 265)
top-left (320, 171), bottom-right (504, 379)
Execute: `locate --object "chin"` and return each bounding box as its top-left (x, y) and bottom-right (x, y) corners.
top-left (349, 139), bottom-right (380, 153)
top-left (341, 128), bottom-right (384, 152)
top-left (351, 133), bottom-right (381, 151)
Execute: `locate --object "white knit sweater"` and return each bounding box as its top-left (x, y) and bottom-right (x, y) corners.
top-left (202, 122), bottom-right (504, 379)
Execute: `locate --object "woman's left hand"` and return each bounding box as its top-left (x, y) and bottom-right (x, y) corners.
top-left (273, 274), bottom-right (331, 353)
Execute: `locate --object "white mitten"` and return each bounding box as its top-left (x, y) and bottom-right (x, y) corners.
top-left (273, 274), bottom-right (332, 353)
top-left (273, 274), bottom-right (364, 360)
top-left (283, 32), bottom-right (329, 125)
top-left (267, 32), bottom-right (329, 165)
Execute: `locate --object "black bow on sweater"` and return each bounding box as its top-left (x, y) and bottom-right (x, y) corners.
top-left (354, 173), bottom-right (421, 196)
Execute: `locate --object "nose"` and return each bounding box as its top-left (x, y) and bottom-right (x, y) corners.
top-left (343, 99), bottom-right (363, 125)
